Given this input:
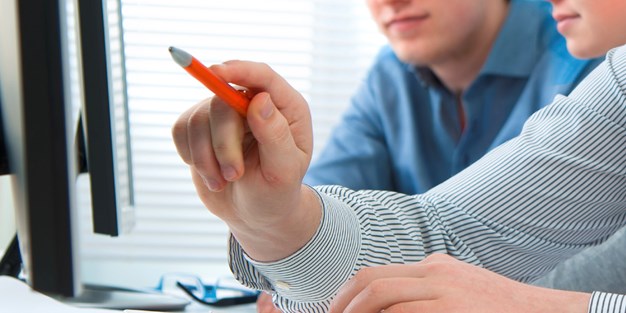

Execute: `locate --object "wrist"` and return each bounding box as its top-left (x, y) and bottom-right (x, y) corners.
top-left (553, 290), bottom-right (591, 313)
top-left (525, 285), bottom-right (591, 313)
top-left (229, 184), bottom-right (323, 262)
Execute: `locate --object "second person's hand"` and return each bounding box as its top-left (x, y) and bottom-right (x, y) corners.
top-left (328, 254), bottom-right (591, 313)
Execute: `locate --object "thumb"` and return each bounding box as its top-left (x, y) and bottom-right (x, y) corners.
top-left (246, 92), bottom-right (306, 183)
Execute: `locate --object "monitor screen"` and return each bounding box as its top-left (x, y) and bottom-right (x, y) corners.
top-left (0, 0), bottom-right (135, 298)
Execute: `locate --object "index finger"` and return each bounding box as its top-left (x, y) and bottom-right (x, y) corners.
top-left (329, 264), bottom-right (429, 313)
top-left (209, 61), bottom-right (307, 118)
top-left (342, 277), bottom-right (435, 313)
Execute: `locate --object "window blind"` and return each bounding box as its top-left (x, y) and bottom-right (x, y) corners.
top-left (77, 0), bottom-right (387, 288)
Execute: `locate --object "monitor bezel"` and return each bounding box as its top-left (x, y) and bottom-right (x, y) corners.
top-left (0, 0), bottom-right (80, 297)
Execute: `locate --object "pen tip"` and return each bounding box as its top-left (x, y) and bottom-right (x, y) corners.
top-left (168, 46), bottom-right (192, 67)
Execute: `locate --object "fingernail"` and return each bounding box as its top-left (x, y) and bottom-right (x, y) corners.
top-left (260, 95), bottom-right (274, 119)
top-left (221, 165), bottom-right (238, 181)
top-left (200, 175), bottom-right (210, 186)
top-left (203, 176), bottom-right (221, 191)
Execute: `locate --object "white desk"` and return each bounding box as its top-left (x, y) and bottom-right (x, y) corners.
top-left (184, 303), bottom-right (256, 313)
top-left (0, 277), bottom-right (257, 313)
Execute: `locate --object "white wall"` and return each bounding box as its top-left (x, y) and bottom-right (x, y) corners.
top-left (0, 175), bottom-right (16, 255)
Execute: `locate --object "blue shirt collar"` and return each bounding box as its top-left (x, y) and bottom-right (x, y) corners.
top-left (413, 67), bottom-right (442, 89)
top-left (481, 0), bottom-right (555, 77)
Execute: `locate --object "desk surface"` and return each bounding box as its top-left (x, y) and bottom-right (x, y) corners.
top-left (183, 303), bottom-right (256, 312)
top-left (0, 277), bottom-right (257, 313)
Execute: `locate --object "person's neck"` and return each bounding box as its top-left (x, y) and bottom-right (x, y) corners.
top-left (431, 3), bottom-right (509, 95)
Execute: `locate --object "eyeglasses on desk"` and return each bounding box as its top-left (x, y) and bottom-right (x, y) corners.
top-left (155, 273), bottom-right (260, 307)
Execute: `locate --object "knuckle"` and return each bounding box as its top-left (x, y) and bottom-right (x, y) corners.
top-left (171, 118), bottom-right (186, 137)
top-left (364, 279), bottom-right (390, 296)
top-left (423, 260), bottom-right (461, 278)
top-left (352, 267), bottom-right (375, 286)
top-left (424, 253), bottom-right (452, 263)
top-left (212, 140), bottom-right (231, 155)
top-left (187, 108), bottom-right (208, 129)
top-left (267, 123), bottom-right (290, 144)
top-left (190, 159), bottom-right (212, 174)
top-left (209, 97), bottom-right (231, 115)
top-left (422, 261), bottom-right (445, 273)
top-left (257, 62), bottom-right (272, 72)
top-left (171, 123), bottom-right (191, 163)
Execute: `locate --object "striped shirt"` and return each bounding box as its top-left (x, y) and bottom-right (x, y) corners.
top-left (228, 45), bottom-right (626, 313)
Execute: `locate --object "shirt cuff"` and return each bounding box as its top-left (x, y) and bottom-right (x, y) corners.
top-left (588, 291), bottom-right (626, 313)
top-left (228, 187), bottom-right (361, 303)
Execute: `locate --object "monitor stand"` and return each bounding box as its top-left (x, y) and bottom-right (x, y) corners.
top-left (60, 283), bottom-right (190, 311)
top-left (0, 235), bottom-right (21, 277)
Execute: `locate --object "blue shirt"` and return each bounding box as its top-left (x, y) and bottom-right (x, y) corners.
top-left (304, 0), bottom-right (603, 195)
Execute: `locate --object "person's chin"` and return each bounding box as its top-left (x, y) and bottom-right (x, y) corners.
top-left (566, 40), bottom-right (609, 59)
top-left (391, 43), bottom-right (438, 65)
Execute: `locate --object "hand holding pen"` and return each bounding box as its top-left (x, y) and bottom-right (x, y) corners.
top-left (170, 49), bottom-right (322, 262)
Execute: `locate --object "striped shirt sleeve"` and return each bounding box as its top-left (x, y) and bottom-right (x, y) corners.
top-left (228, 45), bottom-right (626, 312)
top-left (589, 292), bottom-right (626, 313)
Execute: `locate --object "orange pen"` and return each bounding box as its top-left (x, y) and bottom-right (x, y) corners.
top-left (169, 46), bottom-right (250, 116)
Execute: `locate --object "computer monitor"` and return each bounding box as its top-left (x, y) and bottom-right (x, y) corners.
top-left (0, 0), bottom-right (136, 299)
top-left (75, 0), bottom-right (135, 236)
top-left (0, 0), bottom-right (189, 309)
top-left (1, 0), bottom-right (80, 297)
